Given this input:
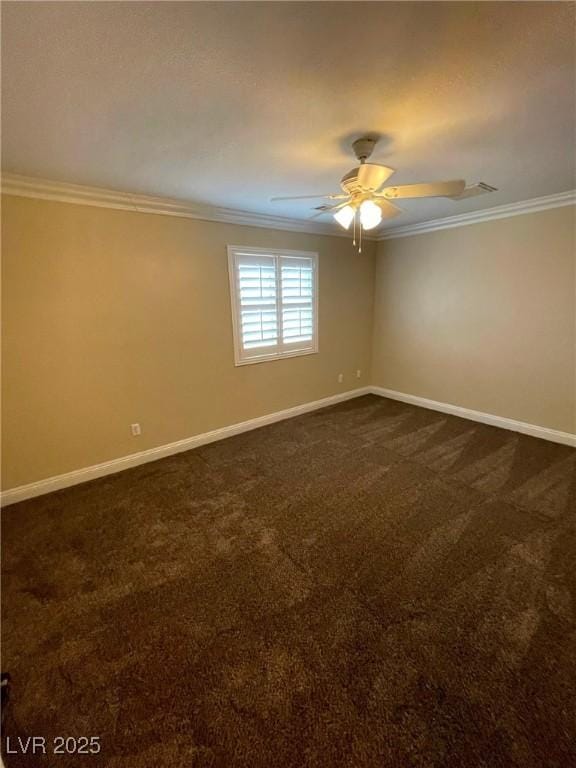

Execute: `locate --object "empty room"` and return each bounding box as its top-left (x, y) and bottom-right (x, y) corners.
top-left (1, 2), bottom-right (575, 766)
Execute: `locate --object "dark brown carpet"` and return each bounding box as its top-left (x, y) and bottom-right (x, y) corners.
top-left (2, 395), bottom-right (575, 767)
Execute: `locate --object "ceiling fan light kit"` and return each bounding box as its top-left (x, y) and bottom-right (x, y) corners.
top-left (271, 135), bottom-right (497, 250)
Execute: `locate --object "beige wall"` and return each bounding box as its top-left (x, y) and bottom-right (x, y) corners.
top-left (372, 205), bottom-right (576, 434)
top-left (3, 195), bottom-right (574, 491)
top-left (1, 195), bottom-right (375, 489)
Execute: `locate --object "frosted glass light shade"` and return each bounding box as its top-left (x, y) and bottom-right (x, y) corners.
top-left (333, 205), bottom-right (355, 230)
top-left (359, 200), bottom-right (382, 230)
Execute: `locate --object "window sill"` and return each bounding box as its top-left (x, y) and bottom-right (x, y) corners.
top-left (234, 347), bottom-right (318, 367)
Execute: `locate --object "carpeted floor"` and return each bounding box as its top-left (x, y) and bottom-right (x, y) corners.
top-left (1, 394), bottom-right (575, 767)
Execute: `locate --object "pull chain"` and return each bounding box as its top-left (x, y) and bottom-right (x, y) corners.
top-left (351, 207), bottom-right (362, 253)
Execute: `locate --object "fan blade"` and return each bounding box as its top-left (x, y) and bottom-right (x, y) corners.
top-left (270, 193), bottom-right (347, 202)
top-left (309, 200), bottom-right (351, 220)
top-left (451, 182), bottom-right (497, 200)
top-left (379, 180), bottom-right (466, 200)
top-left (376, 199), bottom-right (402, 219)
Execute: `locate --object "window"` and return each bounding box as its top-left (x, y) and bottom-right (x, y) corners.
top-left (228, 246), bottom-right (318, 365)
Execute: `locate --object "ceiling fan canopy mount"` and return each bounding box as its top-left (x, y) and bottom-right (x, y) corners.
top-left (351, 136), bottom-right (378, 163)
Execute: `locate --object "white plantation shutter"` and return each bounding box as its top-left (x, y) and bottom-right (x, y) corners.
top-left (281, 257), bottom-right (314, 346)
top-left (228, 247), bottom-right (318, 365)
top-left (237, 256), bottom-right (278, 351)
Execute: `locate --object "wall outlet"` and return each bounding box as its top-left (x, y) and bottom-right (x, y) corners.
top-left (130, 423), bottom-right (141, 436)
top-left (356, 369), bottom-right (362, 379)
top-left (337, 373), bottom-right (344, 384)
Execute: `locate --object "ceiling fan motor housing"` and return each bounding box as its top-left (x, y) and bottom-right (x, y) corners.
top-left (340, 164), bottom-right (395, 195)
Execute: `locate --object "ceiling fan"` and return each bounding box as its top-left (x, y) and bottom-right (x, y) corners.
top-left (270, 137), bottom-right (474, 250)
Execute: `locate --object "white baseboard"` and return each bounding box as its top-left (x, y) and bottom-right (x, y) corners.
top-left (3, 384), bottom-right (573, 507)
top-left (0, 387), bottom-right (371, 507)
top-left (370, 386), bottom-right (576, 448)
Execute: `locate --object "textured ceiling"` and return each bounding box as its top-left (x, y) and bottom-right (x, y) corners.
top-left (2, 1), bottom-right (575, 231)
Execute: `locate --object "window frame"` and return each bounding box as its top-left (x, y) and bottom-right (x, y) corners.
top-left (227, 245), bottom-right (319, 367)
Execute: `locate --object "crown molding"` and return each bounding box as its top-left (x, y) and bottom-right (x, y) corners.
top-left (377, 189), bottom-right (576, 240)
top-left (3, 173), bottom-right (573, 242)
top-left (1, 173), bottom-right (352, 238)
